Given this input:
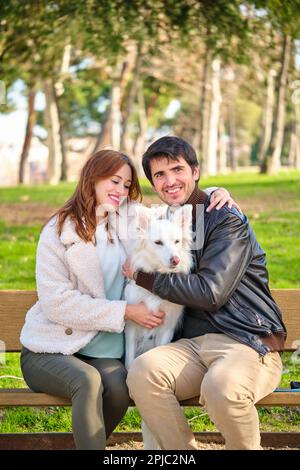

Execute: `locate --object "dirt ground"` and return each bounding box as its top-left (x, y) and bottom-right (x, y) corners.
top-left (105, 441), bottom-right (224, 450)
top-left (0, 202), bottom-right (56, 225)
top-left (0, 190), bottom-right (298, 227)
top-left (0, 198), bottom-right (156, 226)
top-left (106, 440), bottom-right (300, 451)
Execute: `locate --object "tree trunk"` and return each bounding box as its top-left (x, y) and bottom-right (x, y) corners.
top-left (92, 103), bottom-right (113, 153)
top-left (218, 116), bottom-right (227, 174)
top-left (19, 87), bottom-right (36, 184)
top-left (44, 79), bottom-right (63, 185)
top-left (56, 95), bottom-right (67, 181)
top-left (93, 76), bottom-right (123, 151)
top-left (198, 47), bottom-right (211, 176)
top-left (261, 34), bottom-right (291, 174)
top-left (228, 104), bottom-right (237, 172)
top-left (93, 48), bottom-right (137, 153)
top-left (121, 44), bottom-right (142, 154)
top-left (288, 131), bottom-right (296, 167)
top-left (132, 80), bottom-right (147, 175)
top-left (92, 65), bottom-right (125, 152)
top-left (294, 103), bottom-right (300, 169)
top-left (55, 40), bottom-right (72, 181)
top-left (111, 81), bottom-right (122, 149)
top-left (258, 69), bottom-right (276, 163)
top-left (0, 80), bottom-right (5, 105)
top-left (192, 57), bottom-right (205, 150)
top-left (207, 58), bottom-right (221, 176)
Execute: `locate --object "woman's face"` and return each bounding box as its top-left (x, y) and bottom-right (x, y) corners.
top-left (95, 163), bottom-right (132, 213)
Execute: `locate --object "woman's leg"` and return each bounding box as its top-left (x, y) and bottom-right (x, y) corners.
top-left (75, 355), bottom-right (130, 438)
top-left (20, 347), bottom-right (106, 449)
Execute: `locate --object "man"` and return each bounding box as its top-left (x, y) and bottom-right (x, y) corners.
top-left (124, 136), bottom-right (286, 450)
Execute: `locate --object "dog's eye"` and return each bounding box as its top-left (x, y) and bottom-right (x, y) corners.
top-left (154, 240), bottom-right (163, 245)
top-left (175, 240), bottom-right (180, 244)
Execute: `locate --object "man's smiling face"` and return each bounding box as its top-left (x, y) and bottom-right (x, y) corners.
top-left (150, 156), bottom-right (199, 206)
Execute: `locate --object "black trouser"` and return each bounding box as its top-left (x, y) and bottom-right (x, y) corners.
top-left (21, 347), bottom-right (130, 449)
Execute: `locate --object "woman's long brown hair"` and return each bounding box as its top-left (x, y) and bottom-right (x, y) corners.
top-left (50, 150), bottom-right (142, 243)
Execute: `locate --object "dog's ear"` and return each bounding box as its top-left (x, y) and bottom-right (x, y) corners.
top-left (170, 204), bottom-right (192, 225)
top-left (170, 205), bottom-right (193, 240)
top-left (152, 204), bottom-right (168, 220)
top-left (134, 206), bottom-right (151, 232)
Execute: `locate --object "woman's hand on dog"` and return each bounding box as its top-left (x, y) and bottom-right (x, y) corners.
top-left (125, 303), bottom-right (165, 329)
top-left (206, 187), bottom-right (242, 213)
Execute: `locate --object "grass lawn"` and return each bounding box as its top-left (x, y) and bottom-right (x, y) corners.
top-left (0, 170), bottom-right (300, 434)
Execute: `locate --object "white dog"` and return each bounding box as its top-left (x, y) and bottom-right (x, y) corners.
top-left (124, 204), bottom-right (193, 449)
top-left (124, 204), bottom-right (193, 369)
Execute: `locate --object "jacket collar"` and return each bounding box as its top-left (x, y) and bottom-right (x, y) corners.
top-left (59, 217), bottom-right (105, 298)
top-left (186, 184), bottom-right (208, 206)
top-left (60, 216), bottom-right (83, 245)
top-left (185, 184), bottom-right (208, 223)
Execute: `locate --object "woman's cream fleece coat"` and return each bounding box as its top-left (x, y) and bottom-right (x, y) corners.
top-left (20, 215), bottom-right (128, 355)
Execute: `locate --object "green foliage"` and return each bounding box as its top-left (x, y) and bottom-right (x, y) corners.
top-left (58, 69), bottom-right (111, 137)
top-left (253, 0), bottom-right (300, 38)
top-left (195, 0), bottom-right (252, 63)
top-left (0, 1), bottom-right (72, 81)
top-left (143, 76), bottom-right (180, 129)
top-left (1, 0), bottom-right (298, 165)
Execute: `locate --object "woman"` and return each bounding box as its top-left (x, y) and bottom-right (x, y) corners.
top-left (20, 149), bottom-right (236, 450)
top-left (20, 150), bottom-right (165, 450)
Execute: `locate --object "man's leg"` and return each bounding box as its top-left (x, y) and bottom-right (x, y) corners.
top-left (199, 334), bottom-right (283, 450)
top-left (127, 338), bottom-right (207, 450)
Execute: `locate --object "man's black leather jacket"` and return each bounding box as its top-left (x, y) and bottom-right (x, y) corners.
top-left (136, 186), bottom-right (287, 356)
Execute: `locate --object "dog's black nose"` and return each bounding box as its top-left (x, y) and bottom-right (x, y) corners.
top-left (170, 256), bottom-right (180, 266)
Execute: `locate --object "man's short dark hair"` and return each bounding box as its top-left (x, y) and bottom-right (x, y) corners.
top-left (142, 136), bottom-right (199, 184)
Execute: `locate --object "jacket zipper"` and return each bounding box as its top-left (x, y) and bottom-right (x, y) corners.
top-left (207, 313), bottom-right (286, 354)
top-left (255, 313), bottom-right (262, 326)
top-left (207, 316), bottom-right (265, 355)
top-left (231, 296), bottom-right (273, 336)
top-left (254, 313), bottom-right (275, 336)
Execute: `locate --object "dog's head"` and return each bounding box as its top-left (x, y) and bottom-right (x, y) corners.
top-left (132, 205), bottom-right (193, 274)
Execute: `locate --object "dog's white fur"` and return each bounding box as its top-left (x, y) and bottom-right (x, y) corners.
top-left (124, 204), bottom-right (193, 450)
top-left (124, 204), bottom-right (193, 369)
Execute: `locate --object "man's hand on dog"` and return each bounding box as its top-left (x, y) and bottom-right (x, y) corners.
top-left (123, 258), bottom-right (134, 280)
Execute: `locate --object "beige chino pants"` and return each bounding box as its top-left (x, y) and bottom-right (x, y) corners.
top-left (127, 333), bottom-right (282, 450)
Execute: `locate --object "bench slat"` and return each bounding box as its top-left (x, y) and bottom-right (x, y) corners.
top-left (0, 289), bottom-right (299, 351)
top-left (1, 388), bottom-right (300, 407)
top-left (0, 389), bottom-right (70, 406)
top-left (0, 290), bottom-right (37, 352)
top-left (271, 290), bottom-right (300, 349)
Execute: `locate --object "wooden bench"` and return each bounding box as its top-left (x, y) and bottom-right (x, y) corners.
top-left (0, 289), bottom-right (300, 449)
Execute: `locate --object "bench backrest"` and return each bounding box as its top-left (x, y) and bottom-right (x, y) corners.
top-left (0, 289), bottom-right (299, 352)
